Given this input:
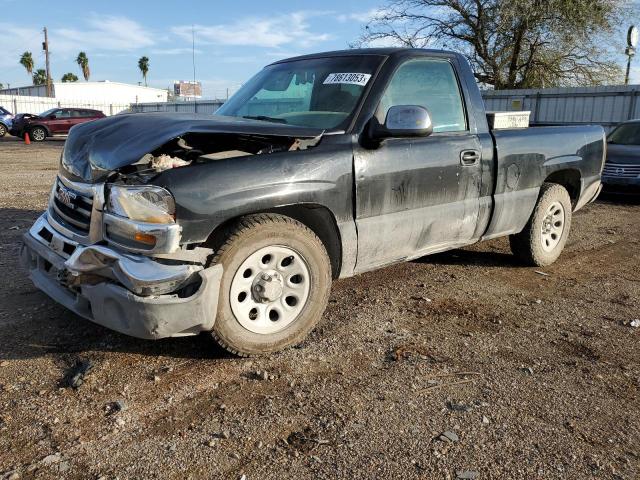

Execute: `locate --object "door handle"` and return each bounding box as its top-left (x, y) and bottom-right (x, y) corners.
top-left (460, 149), bottom-right (481, 166)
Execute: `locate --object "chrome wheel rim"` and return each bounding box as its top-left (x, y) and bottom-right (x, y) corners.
top-left (230, 245), bottom-right (311, 334)
top-left (540, 201), bottom-right (565, 252)
top-left (31, 129), bottom-right (45, 141)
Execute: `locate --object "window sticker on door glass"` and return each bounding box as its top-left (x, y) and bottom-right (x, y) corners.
top-left (323, 73), bottom-right (372, 86)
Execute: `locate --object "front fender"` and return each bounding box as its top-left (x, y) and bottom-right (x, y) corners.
top-left (153, 135), bottom-right (355, 244)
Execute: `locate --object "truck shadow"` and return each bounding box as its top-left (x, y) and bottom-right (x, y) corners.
top-left (414, 248), bottom-right (521, 268)
top-left (596, 192), bottom-right (640, 206)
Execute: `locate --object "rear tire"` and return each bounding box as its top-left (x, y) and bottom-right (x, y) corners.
top-left (509, 183), bottom-right (572, 267)
top-left (29, 126), bottom-right (47, 142)
top-left (210, 213), bottom-right (332, 356)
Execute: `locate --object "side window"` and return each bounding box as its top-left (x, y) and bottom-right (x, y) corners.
top-left (378, 59), bottom-right (466, 133)
top-left (57, 109), bottom-right (72, 118)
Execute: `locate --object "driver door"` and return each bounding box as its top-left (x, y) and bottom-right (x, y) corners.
top-left (354, 58), bottom-right (482, 272)
top-left (47, 109), bottom-right (67, 134)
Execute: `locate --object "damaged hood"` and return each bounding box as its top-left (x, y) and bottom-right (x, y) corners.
top-left (62, 112), bottom-right (325, 181)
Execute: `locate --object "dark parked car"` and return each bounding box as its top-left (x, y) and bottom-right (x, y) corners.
top-left (20, 48), bottom-right (605, 356)
top-left (602, 120), bottom-right (640, 194)
top-left (10, 107), bottom-right (105, 141)
top-left (0, 106), bottom-right (13, 137)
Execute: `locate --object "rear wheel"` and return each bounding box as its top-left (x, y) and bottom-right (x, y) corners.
top-left (211, 214), bottom-right (332, 356)
top-left (0, 124), bottom-right (6, 137)
top-left (509, 183), bottom-right (572, 266)
top-left (29, 126), bottom-right (47, 142)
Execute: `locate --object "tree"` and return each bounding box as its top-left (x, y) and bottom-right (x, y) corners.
top-left (76, 52), bottom-right (90, 81)
top-left (61, 73), bottom-right (78, 82)
top-left (19, 52), bottom-right (35, 82)
top-left (355, 0), bottom-right (634, 88)
top-left (33, 69), bottom-right (47, 86)
top-left (138, 56), bottom-right (149, 86)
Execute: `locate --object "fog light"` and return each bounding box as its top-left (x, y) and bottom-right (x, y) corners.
top-left (134, 232), bottom-right (157, 246)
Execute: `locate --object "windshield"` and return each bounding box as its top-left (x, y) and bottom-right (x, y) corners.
top-left (608, 123), bottom-right (640, 145)
top-left (39, 108), bottom-right (57, 117)
top-left (216, 56), bottom-right (383, 130)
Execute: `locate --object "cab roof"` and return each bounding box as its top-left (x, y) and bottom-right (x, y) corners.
top-left (270, 48), bottom-right (457, 65)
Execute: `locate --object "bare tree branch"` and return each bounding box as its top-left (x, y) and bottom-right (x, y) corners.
top-left (355, 0), bottom-right (636, 88)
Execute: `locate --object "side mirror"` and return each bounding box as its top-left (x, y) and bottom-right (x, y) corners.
top-left (371, 105), bottom-right (433, 139)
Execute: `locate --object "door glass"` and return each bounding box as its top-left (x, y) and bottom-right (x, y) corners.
top-left (57, 110), bottom-right (72, 118)
top-left (378, 59), bottom-right (466, 133)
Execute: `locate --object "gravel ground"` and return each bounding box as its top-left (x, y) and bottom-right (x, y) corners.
top-left (0, 135), bottom-right (638, 480)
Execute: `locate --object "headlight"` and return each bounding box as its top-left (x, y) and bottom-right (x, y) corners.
top-left (107, 185), bottom-right (175, 224)
top-left (103, 185), bottom-right (181, 252)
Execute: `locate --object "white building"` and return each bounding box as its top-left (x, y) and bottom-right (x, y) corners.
top-left (0, 81), bottom-right (168, 104)
top-left (0, 81), bottom-right (168, 116)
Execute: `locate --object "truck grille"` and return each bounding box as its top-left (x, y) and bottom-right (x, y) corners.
top-left (50, 179), bottom-right (93, 233)
top-left (602, 162), bottom-right (640, 178)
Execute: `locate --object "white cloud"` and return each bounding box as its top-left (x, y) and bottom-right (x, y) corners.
top-left (0, 23), bottom-right (44, 69)
top-left (337, 8), bottom-right (390, 24)
top-left (365, 37), bottom-right (406, 48)
top-left (150, 48), bottom-right (203, 55)
top-left (52, 15), bottom-right (156, 53)
top-left (172, 11), bottom-right (331, 49)
top-left (1, 15), bottom-right (156, 70)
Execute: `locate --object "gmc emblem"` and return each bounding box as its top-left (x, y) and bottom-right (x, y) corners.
top-left (57, 185), bottom-right (77, 208)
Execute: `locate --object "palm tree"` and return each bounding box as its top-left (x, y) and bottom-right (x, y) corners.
top-left (32, 69), bottom-right (47, 86)
top-left (76, 52), bottom-right (90, 81)
top-left (138, 56), bottom-right (149, 86)
top-left (19, 52), bottom-right (34, 83)
top-left (61, 72), bottom-right (78, 82)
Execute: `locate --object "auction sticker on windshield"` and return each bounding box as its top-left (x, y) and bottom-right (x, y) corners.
top-left (323, 73), bottom-right (372, 86)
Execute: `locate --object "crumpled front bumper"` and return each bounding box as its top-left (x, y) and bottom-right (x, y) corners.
top-left (20, 214), bottom-right (223, 339)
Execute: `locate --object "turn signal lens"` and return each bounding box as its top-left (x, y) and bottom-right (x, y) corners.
top-left (134, 232), bottom-right (157, 246)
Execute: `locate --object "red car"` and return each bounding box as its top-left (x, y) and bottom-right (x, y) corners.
top-left (15, 108), bottom-right (105, 142)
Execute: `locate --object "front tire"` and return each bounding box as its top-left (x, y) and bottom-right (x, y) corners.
top-left (509, 183), bottom-right (572, 266)
top-left (0, 124), bottom-right (6, 137)
top-left (211, 214), bottom-right (332, 356)
top-left (29, 126), bottom-right (47, 142)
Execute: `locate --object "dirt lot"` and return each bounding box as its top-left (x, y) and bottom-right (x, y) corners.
top-left (0, 135), bottom-right (638, 480)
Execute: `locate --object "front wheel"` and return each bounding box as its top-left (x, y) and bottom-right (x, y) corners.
top-left (29, 126), bottom-right (47, 142)
top-left (0, 124), bottom-right (6, 137)
top-left (211, 214), bottom-right (332, 356)
top-left (509, 183), bottom-right (572, 267)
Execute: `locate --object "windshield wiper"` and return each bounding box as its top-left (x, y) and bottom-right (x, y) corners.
top-left (242, 115), bottom-right (288, 124)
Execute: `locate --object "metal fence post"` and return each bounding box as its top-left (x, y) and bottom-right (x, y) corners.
top-left (627, 89), bottom-right (638, 120)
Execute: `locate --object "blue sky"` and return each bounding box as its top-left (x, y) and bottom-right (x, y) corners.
top-left (1, 0), bottom-right (384, 97)
top-left (2, 0), bottom-right (639, 97)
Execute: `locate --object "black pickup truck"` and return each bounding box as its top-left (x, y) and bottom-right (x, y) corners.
top-left (21, 48), bottom-right (605, 356)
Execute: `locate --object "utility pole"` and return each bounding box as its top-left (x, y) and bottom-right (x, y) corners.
top-left (625, 26), bottom-right (638, 86)
top-left (43, 27), bottom-right (52, 97)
